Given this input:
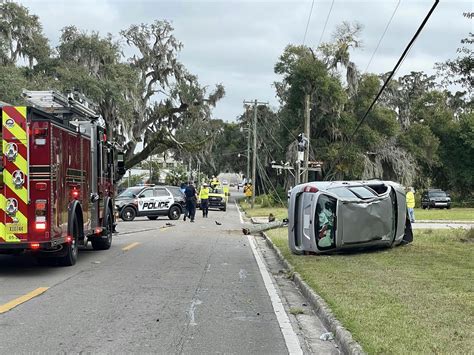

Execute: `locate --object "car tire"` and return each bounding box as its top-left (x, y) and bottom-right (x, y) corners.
top-left (91, 214), bottom-right (113, 250)
top-left (168, 206), bottom-right (181, 220)
top-left (147, 216), bottom-right (158, 220)
top-left (121, 206), bottom-right (136, 221)
top-left (221, 204), bottom-right (227, 212)
top-left (447, 205), bottom-right (451, 209)
top-left (58, 218), bottom-right (79, 266)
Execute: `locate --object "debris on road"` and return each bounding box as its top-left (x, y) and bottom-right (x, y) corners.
top-left (215, 221), bottom-right (222, 226)
top-left (319, 332), bottom-right (334, 341)
top-left (242, 220), bottom-right (288, 235)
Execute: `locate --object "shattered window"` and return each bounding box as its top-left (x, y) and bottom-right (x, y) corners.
top-left (349, 186), bottom-right (377, 199)
top-left (315, 195), bottom-right (336, 249)
top-left (329, 187), bottom-right (357, 199)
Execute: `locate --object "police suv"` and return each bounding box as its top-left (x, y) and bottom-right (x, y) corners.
top-left (115, 185), bottom-right (185, 221)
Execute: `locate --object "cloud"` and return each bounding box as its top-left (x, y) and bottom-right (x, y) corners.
top-left (19, 0), bottom-right (472, 121)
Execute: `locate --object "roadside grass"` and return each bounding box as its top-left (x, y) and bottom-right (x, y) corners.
top-left (239, 200), bottom-right (287, 220)
top-left (240, 202), bottom-right (474, 222)
top-left (267, 228), bottom-right (474, 354)
top-left (415, 207), bottom-right (474, 221)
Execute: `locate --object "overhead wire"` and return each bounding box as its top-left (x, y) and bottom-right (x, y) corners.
top-left (346, 0), bottom-right (439, 145)
top-left (364, 0), bottom-right (401, 73)
top-left (317, 0), bottom-right (335, 48)
top-left (302, 0), bottom-right (316, 45)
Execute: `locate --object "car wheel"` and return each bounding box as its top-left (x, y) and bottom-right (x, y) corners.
top-left (121, 206), bottom-right (136, 221)
top-left (168, 206), bottom-right (181, 220)
top-left (91, 214), bottom-right (113, 250)
top-left (447, 205), bottom-right (451, 209)
top-left (147, 216), bottom-right (158, 220)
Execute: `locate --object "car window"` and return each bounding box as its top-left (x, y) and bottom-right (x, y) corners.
top-left (211, 188), bottom-right (224, 194)
top-left (349, 186), bottom-right (377, 199)
top-left (429, 191), bottom-right (446, 198)
top-left (155, 188), bottom-right (170, 197)
top-left (118, 187), bottom-right (143, 198)
top-left (329, 187), bottom-right (357, 199)
top-left (139, 189), bottom-right (154, 198)
top-left (167, 186), bottom-right (184, 198)
top-left (315, 195), bottom-right (337, 249)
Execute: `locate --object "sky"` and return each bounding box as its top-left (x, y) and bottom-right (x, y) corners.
top-left (20, 0), bottom-right (473, 121)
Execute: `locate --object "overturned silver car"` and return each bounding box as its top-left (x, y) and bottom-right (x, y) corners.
top-left (288, 180), bottom-right (413, 255)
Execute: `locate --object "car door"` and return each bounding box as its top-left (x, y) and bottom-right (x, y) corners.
top-left (137, 188), bottom-right (156, 214)
top-left (155, 187), bottom-right (174, 211)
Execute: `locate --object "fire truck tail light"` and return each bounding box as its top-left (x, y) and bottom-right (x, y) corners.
top-left (30, 243), bottom-right (41, 249)
top-left (35, 200), bottom-right (48, 231)
top-left (95, 227), bottom-right (102, 235)
top-left (66, 235), bottom-right (73, 243)
top-left (35, 222), bottom-right (46, 231)
top-left (33, 127), bottom-right (48, 145)
top-left (71, 187), bottom-right (80, 199)
top-left (35, 182), bottom-right (47, 190)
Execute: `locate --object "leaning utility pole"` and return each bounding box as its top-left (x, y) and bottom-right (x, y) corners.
top-left (243, 99), bottom-right (268, 209)
top-left (245, 106), bottom-right (251, 183)
top-left (303, 93), bottom-right (311, 183)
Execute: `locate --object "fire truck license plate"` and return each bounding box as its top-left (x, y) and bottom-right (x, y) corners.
top-left (7, 223), bottom-right (26, 233)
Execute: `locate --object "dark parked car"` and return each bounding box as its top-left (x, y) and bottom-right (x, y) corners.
top-left (115, 185), bottom-right (185, 221)
top-left (288, 180), bottom-right (413, 255)
top-left (421, 189), bottom-right (451, 209)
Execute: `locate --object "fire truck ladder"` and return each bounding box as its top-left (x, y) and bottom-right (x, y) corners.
top-left (22, 90), bottom-right (99, 120)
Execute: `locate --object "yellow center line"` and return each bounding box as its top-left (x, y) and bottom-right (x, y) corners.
top-left (122, 242), bottom-right (141, 251)
top-left (0, 287), bottom-right (49, 314)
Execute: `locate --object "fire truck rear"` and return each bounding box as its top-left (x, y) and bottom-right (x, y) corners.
top-left (0, 91), bottom-right (125, 266)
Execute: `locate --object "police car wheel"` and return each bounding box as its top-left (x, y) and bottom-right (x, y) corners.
top-left (168, 206), bottom-right (181, 220)
top-left (121, 206), bottom-right (136, 221)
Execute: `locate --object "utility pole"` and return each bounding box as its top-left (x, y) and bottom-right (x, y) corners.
top-left (245, 106), bottom-right (251, 183)
top-left (243, 99), bottom-right (268, 209)
top-left (303, 93), bottom-right (311, 183)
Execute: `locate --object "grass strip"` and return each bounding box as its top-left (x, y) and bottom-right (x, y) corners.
top-left (267, 228), bottom-right (474, 354)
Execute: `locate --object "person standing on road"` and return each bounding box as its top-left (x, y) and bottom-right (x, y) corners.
top-left (199, 183), bottom-right (210, 218)
top-left (184, 181), bottom-right (197, 222)
top-left (244, 183), bottom-right (253, 204)
top-left (406, 187), bottom-right (415, 223)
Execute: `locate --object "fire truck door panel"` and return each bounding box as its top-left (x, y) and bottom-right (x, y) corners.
top-left (1, 107), bottom-right (29, 243)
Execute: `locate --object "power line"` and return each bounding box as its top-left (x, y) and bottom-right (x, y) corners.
top-left (317, 0), bottom-right (335, 48)
top-left (364, 0), bottom-right (401, 73)
top-left (347, 0), bottom-right (439, 144)
top-left (302, 0), bottom-right (316, 45)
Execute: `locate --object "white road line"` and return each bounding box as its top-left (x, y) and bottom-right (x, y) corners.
top-left (235, 201), bottom-right (244, 224)
top-left (247, 235), bottom-right (303, 355)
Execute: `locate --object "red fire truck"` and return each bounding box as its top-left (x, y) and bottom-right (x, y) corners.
top-left (0, 91), bottom-right (125, 266)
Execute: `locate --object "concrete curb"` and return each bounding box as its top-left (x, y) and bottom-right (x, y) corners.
top-left (261, 231), bottom-right (365, 355)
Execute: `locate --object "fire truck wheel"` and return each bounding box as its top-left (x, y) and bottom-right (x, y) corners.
top-left (168, 206), bottom-right (181, 220)
top-left (91, 214), bottom-right (113, 250)
top-left (121, 206), bottom-right (136, 221)
top-left (59, 218), bottom-right (79, 266)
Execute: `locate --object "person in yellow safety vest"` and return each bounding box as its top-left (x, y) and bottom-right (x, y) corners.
top-left (244, 183), bottom-right (253, 203)
top-left (199, 183), bottom-right (210, 218)
top-left (406, 187), bottom-right (415, 223)
top-left (210, 175), bottom-right (219, 189)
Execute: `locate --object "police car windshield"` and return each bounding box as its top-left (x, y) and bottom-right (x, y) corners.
top-left (119, 187), bottom-right (143, 198)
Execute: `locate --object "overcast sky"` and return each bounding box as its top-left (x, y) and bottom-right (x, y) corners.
top-left (21, 0), bottom-right (472, 121)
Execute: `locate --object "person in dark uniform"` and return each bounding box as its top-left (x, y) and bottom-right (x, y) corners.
top-left (184, 181), bottom-right (197, 222)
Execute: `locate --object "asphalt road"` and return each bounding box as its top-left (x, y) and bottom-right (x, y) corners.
top-left (0, 197), bottom-right (295, 353)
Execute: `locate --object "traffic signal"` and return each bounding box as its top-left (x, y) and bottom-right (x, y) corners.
top-left (297, 133), bottom-right (308, 152)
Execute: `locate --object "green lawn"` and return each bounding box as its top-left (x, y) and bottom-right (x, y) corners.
top-left (239, 200), bottom-right (288, 220)
top-left (267, 228), bottom-right (474, 354)
top-left (415, 207), bottom-right (474, 221)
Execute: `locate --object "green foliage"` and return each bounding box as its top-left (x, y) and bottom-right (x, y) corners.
top-left (165, 165), bottom-right (188, 186)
